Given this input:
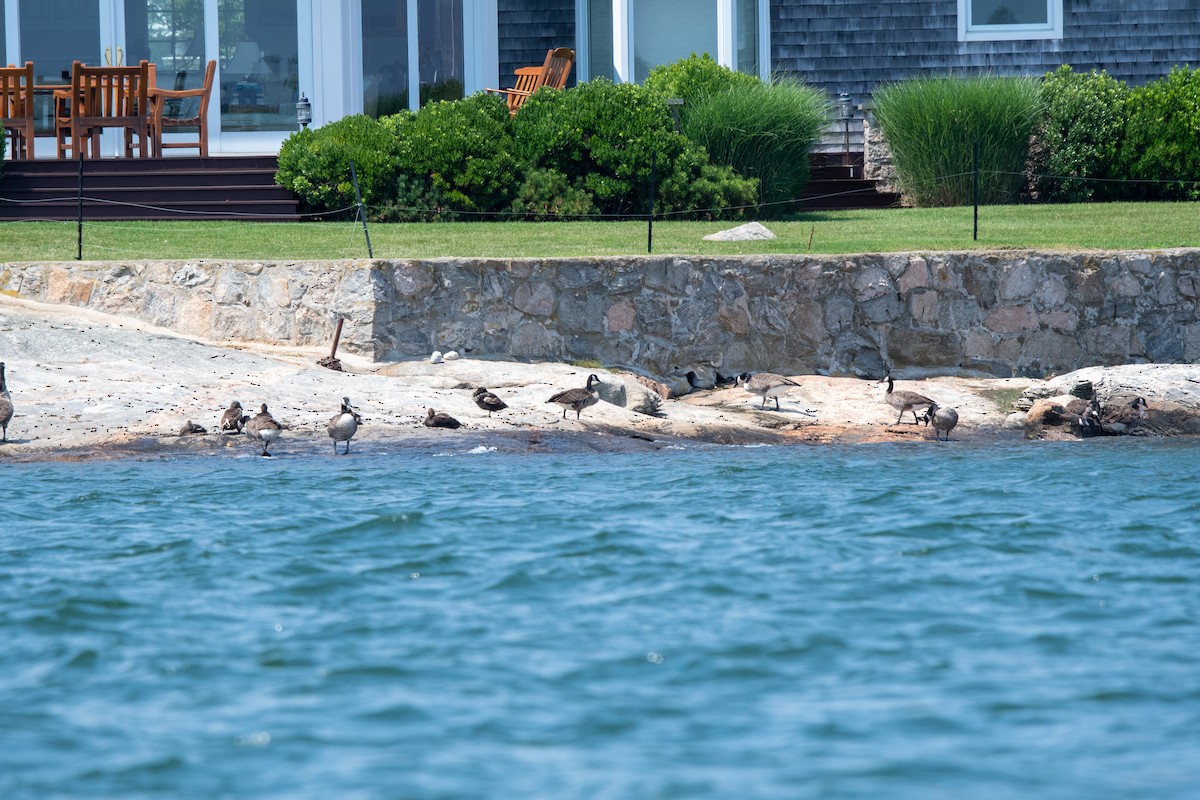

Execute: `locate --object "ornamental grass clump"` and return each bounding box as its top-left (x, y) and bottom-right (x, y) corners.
top-left (874, 75), bottom-right (1043, 207)
top-left (679, 75), bottom-right (830, 210)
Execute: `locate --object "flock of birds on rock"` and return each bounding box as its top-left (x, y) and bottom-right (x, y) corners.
top-left (173, 374), bottom-right (605, 457)
top-left (734, 370), bottom-right (1144, 441)
top-left (0, 358), bottom-right (1152, 453)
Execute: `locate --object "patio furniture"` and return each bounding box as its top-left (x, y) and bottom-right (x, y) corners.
top-left (56, 60), bottom-right (152, 159)
top-left (485, 47), bottom-right (574, 114)
top-left (149, 59), bottom-right (215, 157)
top-left (1, 62), bottom-right (36, 159)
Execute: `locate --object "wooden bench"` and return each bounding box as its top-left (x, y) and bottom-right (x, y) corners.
top-left (485, 47), bottom-right (574, 115)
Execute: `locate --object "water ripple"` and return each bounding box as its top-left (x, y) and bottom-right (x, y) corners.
top-left (3, 441), bottom-right (1200, 799)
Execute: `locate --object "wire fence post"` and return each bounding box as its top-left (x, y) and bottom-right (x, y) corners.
top-left (348, 160), bottom-right (374, 258)
top-left (972, 140), bottom-right (980, 242)
top-left (647, 150), bottom-right (656, 254)
top-left (76, 158), bottom-right (84, 261)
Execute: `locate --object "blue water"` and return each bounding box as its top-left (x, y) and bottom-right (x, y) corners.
top-left (3, 439), bottom-right (1199, 799)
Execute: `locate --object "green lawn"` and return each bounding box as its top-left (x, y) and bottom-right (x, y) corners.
top-left (1, 202), bottom-right (1197, 261)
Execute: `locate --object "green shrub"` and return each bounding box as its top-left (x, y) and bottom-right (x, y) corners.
top-left (681, 75), bottom-right (829, 209)
top-left (873, 75), bottom-right (1043, 207)
top-left (1031, 65), bottom-right (1128, 202)
top-left (643, 52), bottom-right (760, 110)
top-left (275, 114), bottom-right (402, 216)
top-left (1118, 66), bottom-right (1200, 200)
top-left (510, 168), bottom-right (598, 220)
top-left (512, 78), bottom-right (756, 218)
top-left (383, 92), bottom-right (520, 215)
top-left (373, 174), bottom-right (455, 222)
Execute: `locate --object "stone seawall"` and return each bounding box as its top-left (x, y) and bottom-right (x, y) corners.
top-left (4, 251), bottom-right (1199, 379)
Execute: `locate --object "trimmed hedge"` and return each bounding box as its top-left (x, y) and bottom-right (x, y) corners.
top-left (1118, 66), bottom-right (1200, 200)
top-left (384, 92), bottom-right (519, 215)
top-left (512, 78), bottom-right (756, 218)
top-left (1030, 66), bottom-right (1128, 203)
top-left (642, 52), bottom-right (760, 110)
top-left (275, 114), bottom-right (401, 216)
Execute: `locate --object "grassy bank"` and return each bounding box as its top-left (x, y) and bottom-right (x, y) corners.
top-left (1, 202), bottom-right (1197, 261)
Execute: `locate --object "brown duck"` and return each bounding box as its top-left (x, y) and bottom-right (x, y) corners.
top-left (424, 408), bottom-right (462, 429)
top-left (473, 387), bottom-right (508, 417)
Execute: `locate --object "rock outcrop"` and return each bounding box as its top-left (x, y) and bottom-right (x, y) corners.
top-left (1020, 364), bottom-right (1200, 439)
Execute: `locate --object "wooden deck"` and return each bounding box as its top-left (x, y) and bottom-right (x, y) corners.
top-left (800, 154), bottom-right (901, 211)
top-left (0, 156), bottom-right (300, 221)
top-left (0, 153), bottom-right (896, 223)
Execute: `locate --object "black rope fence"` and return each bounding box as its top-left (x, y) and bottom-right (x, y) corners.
top-left (0, 154), bottom-right (1197, 260)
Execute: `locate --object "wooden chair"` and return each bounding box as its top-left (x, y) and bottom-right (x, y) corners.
top-left (55, 60), bottom-right (151, 159)
top-left (485, 47), bottom-right (574, 114)
top-left (149, 59), bottom-right (215, 157)
top-left (1, 62), bottom-right (36, 160)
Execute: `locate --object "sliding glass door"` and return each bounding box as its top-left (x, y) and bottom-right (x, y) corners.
top-left (361, 0), bottom-right (465, 117)
top-left (4, 0), bottom-right (306, 156)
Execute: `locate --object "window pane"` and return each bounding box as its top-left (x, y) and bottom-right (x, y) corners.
top-left (218, 0), bottom-right (298, 132)
top-left (125, 0), bottom-right (206, 92)
top-left (634, 0), bottom-right (717, 83)
top-left (21, 0), bottom-right (99, 84)
top-left (418, 0), bottom-right (462, 105)
top-left (737, 0), bottom-right (758, 76)
top-left (20, 0), bottom-right (99, 135)
top-left (588, 0), bottom-right (614, 81)
top-left (363, 0), bottom-right (409, 116)
top-left (970, 0), bottom-right (1048, 26)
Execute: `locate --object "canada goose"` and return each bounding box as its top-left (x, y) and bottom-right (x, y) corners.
top-left (736, 371), bottom-right (801, 410)
top-left (473, 386), bottom-right (508, 416)
top-left (1075, 397), bottom-right (1103, 438)
top-left (547, 374), bottom-right (601, 419)
top-left (424, 408), bottom-right (462, 429)
top-left (244, 403), bottom-right (284, 456)
top-left (179, 420), bottom-right (207, 435)
top-left (925, 401), bottom-right (959, 441)
top-left (220, 401), bottom-right (248, 434)
top-left (880, 375), bottom-right (936, 425)
top-left (1100, 396), bottom-right (1148, 435)
top-left (0, 362), bottom-right (13, 443)
top-left (327, 396), bottom-right (363, 454)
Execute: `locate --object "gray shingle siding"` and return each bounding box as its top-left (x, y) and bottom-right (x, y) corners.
top-left (497, 0), bottom-right (576, 88)
top-left (771, 0), bottom-right (1200, 103)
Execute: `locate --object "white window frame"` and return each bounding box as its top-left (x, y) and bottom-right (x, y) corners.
top-left (958, 0), bottom-right (1062, 42)
top-left (576, 0), bottom-right (769, 83)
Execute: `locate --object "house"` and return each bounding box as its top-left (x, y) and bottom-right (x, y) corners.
top-left (3, 1), bottom-right (1196, 159)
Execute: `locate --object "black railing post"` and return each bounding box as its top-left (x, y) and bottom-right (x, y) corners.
top-left (973, 140), bottom-right (980, 242)
top-left (349, 160), bottom-right (374, 258)
top-left (76, 158), bottom-right (84, 260)
top-left (647, 151), bottom-right (656, 254)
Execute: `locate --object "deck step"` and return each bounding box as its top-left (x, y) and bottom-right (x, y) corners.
top-left (0, 155), bottom-right (300, 222)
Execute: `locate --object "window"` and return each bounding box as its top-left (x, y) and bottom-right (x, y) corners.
top-left (218, 0), bottom-right (299, 132)
top-left (633, 0), bottom-right (717, 83)
top-left (582, 0), bottom-right (767, 83)
top-left (958, 0), bottom-right (1062, 41)
top-left (360, 0), bottom-right (463, 115)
